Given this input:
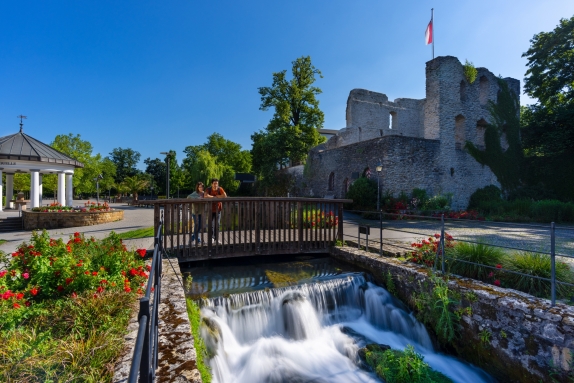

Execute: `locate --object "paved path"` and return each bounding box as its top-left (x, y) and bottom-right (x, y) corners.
top-left (0, 201), bottom-right (155, 254)
top-left (343, 212), bottom-right (574, 258)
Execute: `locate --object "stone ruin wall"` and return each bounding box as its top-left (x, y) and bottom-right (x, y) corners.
top-left (304, 56), bottom-right (519, 210)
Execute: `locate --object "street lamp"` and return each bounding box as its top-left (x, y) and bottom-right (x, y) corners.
top-left (160, 152), bottom-right (170, 199)
top-left (150, 185), bottom-right (154, 200)
top-left (94, 174), bottom-right (103, 204)
top-left (376, 161), bottom-right (383, 211)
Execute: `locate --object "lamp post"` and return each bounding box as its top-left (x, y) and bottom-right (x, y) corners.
top-left (94, 174), bottom-right (103, 204)
top-left (160, 152), bottom-right (170, 199)
top-left (151, 185), bottom-right (154, 200)
top-left (376, 161), bottom-right (383, 211)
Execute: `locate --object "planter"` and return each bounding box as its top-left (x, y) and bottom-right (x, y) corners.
top-left (22, 210), bottom-right (124, 230)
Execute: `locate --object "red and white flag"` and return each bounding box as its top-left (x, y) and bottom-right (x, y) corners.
top-left (425, 20), bottom-right (433, 45)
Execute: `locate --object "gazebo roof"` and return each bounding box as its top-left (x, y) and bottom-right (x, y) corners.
top-left (0, 131), bottom-right (84, 168)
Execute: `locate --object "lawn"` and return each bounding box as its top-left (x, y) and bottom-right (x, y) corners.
top-left (117, 226), bottom-right (154, 239)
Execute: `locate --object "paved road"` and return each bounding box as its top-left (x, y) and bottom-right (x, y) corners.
top-left (0, 201), bottom-right (155, 254)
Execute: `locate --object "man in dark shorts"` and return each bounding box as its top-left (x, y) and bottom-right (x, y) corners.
top-left (204, 178), bottom-right (227, 243)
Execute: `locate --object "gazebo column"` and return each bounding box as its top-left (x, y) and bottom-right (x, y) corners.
top-left (0, 169), bottom-right (3, 212)
top-left (39, 174), bottom-right (43, 206)
top-left (66, 173), bottom-right (73, 207)
top-left (57, 172), bottom-right (66, 206)
top-left (30, 170), bottom-right (40, 209)
top-left (5, 173), bottom-right (13, 209)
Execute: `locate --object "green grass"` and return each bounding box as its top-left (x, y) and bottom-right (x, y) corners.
top-left (364, 344), bottom-right (453, 383)
top-left (502, 251), bottom-right (574, 298)
top-left (186, 298), bottom-right (212, 383)
top-left (117, 227), bottom-right (154, 239)
top-left (448, 242), bottom-right (505, 281)
top-left (0, 290), bottom-right (134, 382)
top-left (0, 239), bottom-right (6, 245)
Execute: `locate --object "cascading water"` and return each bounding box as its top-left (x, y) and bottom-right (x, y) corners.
top-left (197, 271), bottom-right (492, 383)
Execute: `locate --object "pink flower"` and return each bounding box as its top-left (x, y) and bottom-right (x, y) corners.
top-left (0, 270), bottom-right (6, 278)
top-left (22, 273), bottom-right (29, 279)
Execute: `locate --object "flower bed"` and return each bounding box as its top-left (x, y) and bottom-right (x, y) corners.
top-left (32, 201), bottom-right (112, 213)
top-left (0, 231), bottom-right (148, 381)
top-left (23, 209), bottom-right (124, 230)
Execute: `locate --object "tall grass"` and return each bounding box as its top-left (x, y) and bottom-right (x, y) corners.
top-left (502, 252), bottom-right (574, 298)
top-left (448, 242), bottom-right (505, 281)
top-left (0, 290), bottom-right (134, 382)
top-left (186, 298), bottom-right (212, 383)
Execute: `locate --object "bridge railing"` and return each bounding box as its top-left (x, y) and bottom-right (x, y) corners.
top-left (148, 197), bottom-right (349, 259)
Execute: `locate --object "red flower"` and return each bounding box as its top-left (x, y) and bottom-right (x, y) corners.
top-left (66, 245), bottom-right (71, 253)
top-left (146, 265), bottom-right (151, 272)
top-left (13, 303), bottom-right (21, 309)
top-left (96, 286), bottom-right (104, 293)
top-left (494, 280), bottom-right (501, 286)
top-left (66, 278), bottom-right (73, 285)
top-left (136, 249), bottom-right (147, 257)
top-left (16, 293), bottom-right (24, 300)
top-left (57, 285), bottom-right (64, 292)
top-left (74, 232), bottom-right (80, 237)
top-left (84, 271), bottom-right (90, 275)
top-left (124, 287), bottom-right (132, 293)
top-left (496, 264), bottom-right (502, 269)
top-left (129, 268), bottom-right (137, 276)
top-left (25, 301), bottom-right (31, 307)
top-left (0, 271), bottom-right (6, 278)
top-left (92, 271), bottom-right (98, 276)
top-left (74, 237), bottom-right (81, 243)
top-left (30, 287), bottom-right (39, 296)
top-left (71, 292), bottom-right (78, 299)
top-left (11, 252), bottom-right (19, 257)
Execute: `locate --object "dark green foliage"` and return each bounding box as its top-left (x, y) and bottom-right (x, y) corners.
top-left (521, 15), bottom-right (574, 201)
top-left (503, 252), bottom-right (574, 298)
top-left (109, 147), bottom-right (141, 184)
top-left (411, 188), bottom-right (429, 206)
top-left (467, 185), bottom-right (503, 210)
top-left (465, 79), bottom-right (523, 193)
top-left (448, 242), bottom-right (505, 281)
top-left (345, 177), bottom-right (377, 211)
top-left (364, 345), bottom-right (453, 383)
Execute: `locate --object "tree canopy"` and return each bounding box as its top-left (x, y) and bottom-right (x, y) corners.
top-left (252, 56), bottom-right (325, 182)
top-left (521, 15), bottom-right (574, 200)
top-left (109, 147), bottom-right (141, 183)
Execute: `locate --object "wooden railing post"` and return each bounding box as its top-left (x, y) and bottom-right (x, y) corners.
top-left (297, 201), bottom-right (303, 252)
top-left (337, 202), bottom-right (344, 243)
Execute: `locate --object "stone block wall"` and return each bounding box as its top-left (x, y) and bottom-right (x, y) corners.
top-left (303, 134), bottom-right (498, 209)
top-left (23, 210), bottom-right (124, 230)
top-left (331, 246), bottom-right (574, 383)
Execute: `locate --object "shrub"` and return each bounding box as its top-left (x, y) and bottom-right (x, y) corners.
top-left (463, 60), bottom-right (478, 84)
top-left (345, 177), bottom-right (377, 211)
top-left (448, 242), bottom-right (505, 281)
top-left (531, 200), bottom-right (574, 223)
top-left (467, 185), bottom-right (503, 210)
top-left (408, 233), bottom-right (454, 267)
top-left (502, 251), bottom-right (574, 298)
top-left (364, 344), bottom-right (453, 383)
top-left (424, 193), bottom-right (452, 211)
top-left (410, 188), bottom-right (429, 209)
top-left (0, 230), bottom-right (149, 330)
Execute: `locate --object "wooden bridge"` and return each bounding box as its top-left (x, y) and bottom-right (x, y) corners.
top-left (147, 197), bottom-right (349, 262)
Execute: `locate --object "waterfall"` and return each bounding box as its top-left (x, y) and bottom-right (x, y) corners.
top-left (199, 273), bottom-right (491, 383)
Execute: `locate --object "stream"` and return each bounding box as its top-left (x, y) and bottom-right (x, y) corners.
top-left (182, 255), bottom-right (493, 383)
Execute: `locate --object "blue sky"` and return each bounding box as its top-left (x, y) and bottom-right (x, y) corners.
top-left (1, 1), bottom-right (573, 169)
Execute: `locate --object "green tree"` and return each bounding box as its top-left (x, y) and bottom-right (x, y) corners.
top-left (521, 15), bottom-right (574, 200)
top-left (109, 147), bottom-right (141, 183)
top-left (120, 175), bottom-right (149, 201)
top-left (465, 79), bottom-right (523, 193)
top-left (253, 55), bottom-right (326, 180)
top-left (144, 157), bottom-right (167, 195)
top-left (183, 133), bottom-right (251, 194)
top-left (51, 134), bottom-right (117, 196)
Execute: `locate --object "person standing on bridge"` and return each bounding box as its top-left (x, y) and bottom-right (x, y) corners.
top-left (187, 182), bottom-right (205, 244)
top-left (204, 178), bottom-right (227, 244)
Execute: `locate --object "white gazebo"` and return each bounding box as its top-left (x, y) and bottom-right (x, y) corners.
top-left (0, 126), bottom-right (84, 211)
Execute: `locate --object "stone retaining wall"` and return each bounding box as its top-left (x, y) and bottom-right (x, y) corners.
top-left (23, 210), bottom-right (124, 230)
top-left (330, 245), bottom-right (574, 383)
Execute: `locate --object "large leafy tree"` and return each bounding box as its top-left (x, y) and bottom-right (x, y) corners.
top-left (109, 147), bottom-right (141, 183)
top-left (51, 134), bottom-right (117, 196)
top-left (183, 133), bottom-right (251, 194)
top-left (521, 15), bottom-right (574, 200)
top-left (120, 175), bottom-right (149, 201)
top-left (252, 56), bottom-right (325, 183)
top-left (144, 157), bottom-right (167, 194)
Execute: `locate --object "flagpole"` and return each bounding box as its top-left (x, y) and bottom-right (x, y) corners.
top-left (431, 8), bottom-right (434, 59)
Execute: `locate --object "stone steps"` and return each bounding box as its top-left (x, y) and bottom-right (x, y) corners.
top-left (0, 216), bottom-right (23, 232)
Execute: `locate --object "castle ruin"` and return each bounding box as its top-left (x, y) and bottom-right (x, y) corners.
top-left (301, 56), bottom-right (520, 209)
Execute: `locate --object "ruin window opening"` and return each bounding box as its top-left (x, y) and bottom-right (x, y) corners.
top-left (460, 80), bottom-right (467, 102)
top-left (479, 76), bottom-right (489, 105)
top-left (328, 172), bottom-right (335, 191)
top-left (455, 115), bottom-right (466, 149)
top-left (389, 111), bottom-right (397, 130)
top-left (476, 118), bottom-right (487, 148)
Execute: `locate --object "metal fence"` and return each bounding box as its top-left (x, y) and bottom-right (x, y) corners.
top-left (128, 221), bottom-right (163, 383)
top-left (343, 209), bottom-right (574, 306)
